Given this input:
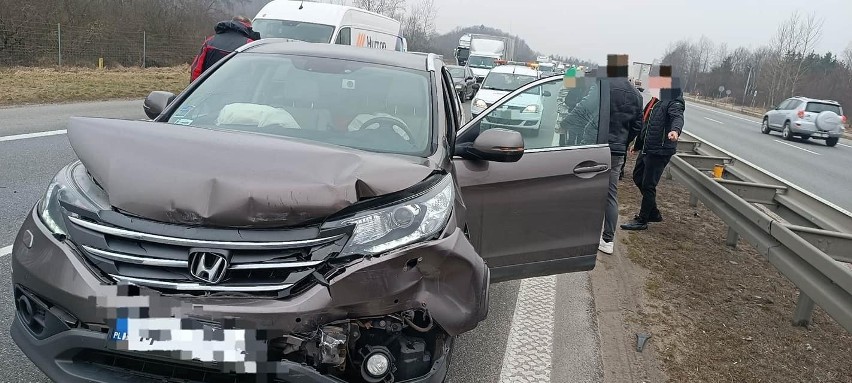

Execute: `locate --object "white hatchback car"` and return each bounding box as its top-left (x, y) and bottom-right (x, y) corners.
top-left (470, 65), bottom-right (547, 136)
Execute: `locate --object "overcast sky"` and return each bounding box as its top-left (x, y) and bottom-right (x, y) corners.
top-left (430, 0), bottom-right (852, 64)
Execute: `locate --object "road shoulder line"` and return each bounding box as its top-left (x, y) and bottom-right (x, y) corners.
top-left (0, 130), bottom-right (67, 142)
top-left (498, 275), bottom-right (557, 383)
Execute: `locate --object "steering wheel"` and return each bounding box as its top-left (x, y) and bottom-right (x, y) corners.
top-left (356, 116), bottom-right (415, 144)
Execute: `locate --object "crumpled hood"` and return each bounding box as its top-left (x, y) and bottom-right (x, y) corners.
top-left (67, 117), bottom-right (437, 228)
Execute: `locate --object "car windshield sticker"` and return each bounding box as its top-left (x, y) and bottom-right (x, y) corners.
top-left (174, 119), bottom-right (193, 126)
top-left (173, 105), bottom-right (194, 118)
top-left (342, 79), bottom-right (356, 90)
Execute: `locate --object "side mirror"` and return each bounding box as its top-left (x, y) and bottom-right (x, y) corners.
top-left (458, 128), bottom-right (524, 162)
top-left (143, 91), bottom-right (176, 120)
top-left (466, 76), bottom-right (474, 81)
top-left (542, 90), bottom-right (552, 97)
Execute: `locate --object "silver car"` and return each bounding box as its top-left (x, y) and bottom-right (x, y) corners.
top-left (762, 96), bottom-right (846, 147)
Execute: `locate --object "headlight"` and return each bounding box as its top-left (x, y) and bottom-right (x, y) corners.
top-left (473, 99), bottom-right (487, 109)
top-left (522, 105), bottom-right (540, 113)
top-left (37, 163), bottom-right (106, 238)
top-left (39, 179), bottom-right (69, 237)
top-left (326, 176), bottom-right (454, 256)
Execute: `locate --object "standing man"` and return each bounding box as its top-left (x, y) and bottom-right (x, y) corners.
top-left (621, 65), bottom-right (685, 231)
top-left (190, 16), bottom-right (261, 82)
top-left (598, 55), bottom-right (644, 254)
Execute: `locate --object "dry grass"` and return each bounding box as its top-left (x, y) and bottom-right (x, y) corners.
top-left (617, 155), bottom-right (852, 383)
top-left (0, 66), bottom-right (189, 106)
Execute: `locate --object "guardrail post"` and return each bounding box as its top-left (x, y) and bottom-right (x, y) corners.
top-left (792, 292), bottom-right (816, 327)
top-left (689, 193), bottom-right (699, 207)
top-left (725, 226), bottom-right (739, 247)
top-left (664, 167), bottom-right (673, 180)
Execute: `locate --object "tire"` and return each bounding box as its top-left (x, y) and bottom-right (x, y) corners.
top-left (782, 121), bottom-right (793, 141)
top-left (826, 137), bottom-right (839, 147)
top-left (761, 118), bottom-right (771, 134)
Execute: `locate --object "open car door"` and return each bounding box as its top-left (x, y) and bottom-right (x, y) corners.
top-left (453, 75), bottom-right (611, 283)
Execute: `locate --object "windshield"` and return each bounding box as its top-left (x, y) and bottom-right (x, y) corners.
top-left (252, 19), bottom-right (335, 43)
top-left (448, 67), bottom-right (466, 78)
top-left (167, 53), bottom-right (433, 156)
top-left (468, 56), bottom-right (497, 69)
top-left (805, 102), bottom-right (842, 115)
top-left (481, 72), bottom-right (538, 93)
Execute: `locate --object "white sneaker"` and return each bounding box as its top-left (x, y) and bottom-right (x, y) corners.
top-left (598, 238), bottom-right (614, 255)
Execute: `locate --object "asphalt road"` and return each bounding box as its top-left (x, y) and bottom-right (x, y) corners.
top-left (682, 102), bottom-right (852, 212)
top-left (0, 100), bottom-right (602, 383)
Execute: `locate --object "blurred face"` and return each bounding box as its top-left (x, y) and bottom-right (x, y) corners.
top-left (648, 76), bottom-right (671, 99)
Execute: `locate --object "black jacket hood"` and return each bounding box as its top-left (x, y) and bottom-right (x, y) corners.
top-left (215, 20), bottom-right (258, 39)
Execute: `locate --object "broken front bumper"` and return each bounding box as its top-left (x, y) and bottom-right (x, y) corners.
top-left (11, 208), bottom-right (488, 382)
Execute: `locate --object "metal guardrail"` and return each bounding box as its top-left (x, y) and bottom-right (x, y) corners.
top-left (669, 131), bottom-right (852, 332)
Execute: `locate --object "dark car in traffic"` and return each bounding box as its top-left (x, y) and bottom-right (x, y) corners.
top-left (446, 65), bottom-right (477, 102)
top-left (10, 41), bottom-right (612, 383)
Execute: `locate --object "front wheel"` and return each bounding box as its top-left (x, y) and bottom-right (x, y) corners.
top-left (782, 122), bottom-right (793, 141)
top-left (761, 118), bottom-right (771, 134)
top-left (826, 137), bottom-right (839, 147)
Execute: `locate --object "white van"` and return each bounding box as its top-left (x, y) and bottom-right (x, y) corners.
top-left (252, 0), bottom-right (405, 51)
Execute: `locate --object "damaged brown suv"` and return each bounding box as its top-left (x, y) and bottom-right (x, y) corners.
top-left (10, 41), bottom-right (611, 383)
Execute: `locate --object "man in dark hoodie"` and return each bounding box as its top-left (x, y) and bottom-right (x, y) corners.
top-left (190, 16), bottom-right (261, 82)
top-left (621, 65), bottom-right (685, 231)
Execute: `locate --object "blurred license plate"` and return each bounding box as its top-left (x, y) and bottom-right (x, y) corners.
top-left (812, 132), bottom-right (827, 138)
top-left (109, 317), bottom-right (249, 363)
top-left (496, 110), bottom-right (511, 119)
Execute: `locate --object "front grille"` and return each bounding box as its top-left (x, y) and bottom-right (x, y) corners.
top-left (73, 350), bottom-right (287, 383)
top-left (65, 214), bottom-right (349, 297)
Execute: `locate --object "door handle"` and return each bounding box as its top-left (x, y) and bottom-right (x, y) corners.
top-left (574, 164), bottom-right (609, 174)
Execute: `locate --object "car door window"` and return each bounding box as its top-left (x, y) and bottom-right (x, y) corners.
top-left (777, 99), bottom-right (792, 110)
top-left (334, 27), bottom-right (351, 45)
top-left (787, 100), bottom-right (802, 110)
top-left (461, 76), bottom-right (601, 150)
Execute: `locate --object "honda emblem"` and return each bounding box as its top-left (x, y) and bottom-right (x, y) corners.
top-left (188, 251), bottom-right (229, 284)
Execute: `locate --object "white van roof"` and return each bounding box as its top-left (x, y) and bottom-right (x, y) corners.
top-left (255, 1), bottom-right (400, 32)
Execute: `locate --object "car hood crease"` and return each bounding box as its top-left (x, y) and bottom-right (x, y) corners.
top-left (67, 117), bottom-right (437, 228)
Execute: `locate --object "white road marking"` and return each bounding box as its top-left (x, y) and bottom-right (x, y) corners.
top-left (0, 245), bottom-right (12, 258)
top-left (838, 143), bottom-right (852, 148)
top-left (774, 139), bottom-right (821, 155)
top-left (703, 117), bottom-right (723, 124)
top-left (498, 275), bottom-right (556, 383)
top-left (0, 129), bottom-right (67, 142)
top-left (687, 102), bottom-right (762, 124)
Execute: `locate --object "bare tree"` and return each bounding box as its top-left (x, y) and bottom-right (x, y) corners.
top-left (353, 0), bottom-right (406, 18)
top-left (402, 0), bottom-right (436, 52)
top-left (788, 12), bottom-right (823, 95)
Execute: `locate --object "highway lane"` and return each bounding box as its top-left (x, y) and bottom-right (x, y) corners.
top-left (0, 100), bottom-right (602, 383)
top-left (682, 101), bottom-right (852, 212)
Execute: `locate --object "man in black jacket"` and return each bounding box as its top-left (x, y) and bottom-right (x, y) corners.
top-left (597, 55), bottom-right (644, 254)
top-left (621, 67), bottom-right (685, 231)
top-left (190, 16), bottom-right (261, 82)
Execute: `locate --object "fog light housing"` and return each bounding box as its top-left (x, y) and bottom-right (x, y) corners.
top-left (360, 346), bottom-right (394, 382)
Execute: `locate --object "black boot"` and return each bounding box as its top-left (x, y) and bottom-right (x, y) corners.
top-left (633, 214), bottom-right (662, 223)
top-left (621, 218), bottom-right (648, 231)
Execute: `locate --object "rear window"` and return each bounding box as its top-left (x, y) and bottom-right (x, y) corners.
top-left (252, 19), bottom-right (335, 43)
top-left (805, 102), bottom-right (842, 115)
